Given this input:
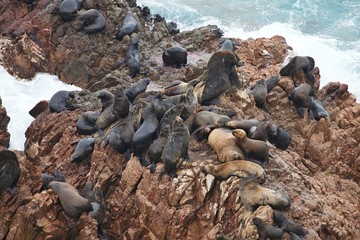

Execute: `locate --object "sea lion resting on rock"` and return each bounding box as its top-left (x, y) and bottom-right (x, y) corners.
top-left (49, 181), bottom-right (93, 219)
top-left (148, 124), bottom-right (172, 173)
top-left (0, 150), bottom-right (20, 195)
top-left (248, 79), bottom-right (268, 109)
top-left (240, 175), bottom-right (291, 211)
top-left (309, 97), bottom-right (329, 121)
top-left (161, 79), bottom-right (199, 96)
top-left (126, 34), bottom-right (140, 77)
top-left (248, 121), bottom-right (271, 142)
top-left (71, 137), bottom-right (95, 163)
top-left (273, 210), bottom-right (308, 237)
top-left (290, 83), bottom-right (315, 118)
top-left (265, 75), bottom-right (281, 93)
top-left (115, 11), bottom-right (139, 40)
top-left (49, 90), bottom-right (77, 113)
top-left (192, 111), bottom-right (230, 132)
top-left (225, 119), bottom-right (260, 132)
top-left (200, 105), bottom-right (236, 118)
top-left (207, 128), bottom-right (245, 162)
top-left (267, 124), bottom-right (291, 150)
top-left (40, 169), bottom-right (65, 190)
top-left (201, 160), bottom-right (265, 180)
top-left (76, 111), bottom-right (100, 135)
top-left (59, 0), bottom-right (83, 22)
top-left (162, 46), bottom-right (188, 68)
top-left (78, 9), bottom-right (106, 34)
top-left (280, 56), bottom-right (315, 82)
top-left (125, 78), bottom-right (151, 103)
top-left (97, 89), bottom-right (114, 112)
top-left (253, 217), bottom-right (284, 240)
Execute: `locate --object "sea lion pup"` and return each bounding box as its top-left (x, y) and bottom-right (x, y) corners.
top-left (207, 128), bottom-right (245, 162)
top-left (200, 160), bottom-right (265, 180)
top-left (49, 181), bottom-right (93, 219)
top-left (113, 88), bottom-right (131, 119)
top-left (252, 217), bottom-right (284, 240)
top-left (265, 75), bottom-right (281, 93)
top-left (96, 89), bottom-right (114, 112)
top-left (225, 119), bottom-right (260, 133)
top-left (309, 97), bottom-right (329, 121)
top-left (76, 111), bottom-right (100, 135)
top-left (148, 124), bottom-right (172, 173)
top-left (115, 11), bottom-right (139, 40)
top-left (71, 137), bottom-right (95, 163)
top-left (192, 111), bottom-right (231, 132)
top-left (200, 105), bottom-right (236, 118)
top-left (166, 21), bottom-right (180, 34)
top-left (0, 150), bottom-right (20, 195)
top-left (280, 56), bottom-right (315, 82)
top-left (239, 175), bottom-right (291, 211)
top-left (131, 105), bottom-right (159, 166)
top-left (124, 78), bottom-right (151, 103)
top-left (232, 129), bottom-right (269, 166)
top-left (162, 46), bottom-right (188, 68)
top-left (126, 34), bottom-right (140, 77)
top-left (77, 9), bottom-right (106, 34)
top-left (200, 50), bottom-right (242, 105)
top-left (49, 90), bottom-right (77, 113)
top-left (40, 169), bottom-right (66, 190)
top-left (290, 83), bottom-right (315, 118)
top-left (59, 0), bottom-right (83, 22)
top-left (248, 121), bottom-right (271, 142)
top-left (273, 211), bottom-right (308, 237)
top-left (267, 124), bottom-right (291, 150)
top-left (161, 79), bottom-right (200, 96)
top-left (160, 116), bottom-right (190, 178)
top-left (248, 79), bottom-right (268, 109)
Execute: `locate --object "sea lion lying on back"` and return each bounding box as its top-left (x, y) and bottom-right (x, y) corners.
top-left (280, 56), bottom-right (315, 82)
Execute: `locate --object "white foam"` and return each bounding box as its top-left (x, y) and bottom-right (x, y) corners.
top-left (0, 66), bottom-right (81, 150)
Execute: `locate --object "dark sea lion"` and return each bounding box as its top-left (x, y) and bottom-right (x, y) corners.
top-left (219, 39), bottom-right (235, 51)
top-left (162, 46), bottom-right (188, 68)
top-left (49, 181), bottom-right (93, 219)
top-left (126, 34), bottom-right (140, 77)
top-left (76, 111), bottom-right (100, 135)
top-left (119, 103), bottom-right (142, 153)
top-left (161, 116), bottom-right (190, 178)
top-left (201, 50), bottom-right (242, 105)
top-left (200, 160), bottom-right (265, 180)
top-left (158, 103), bottom-right (185, 130)
top-left (115, 11), bottom-right (139, 40)
top-left (131, 105), bottom-right (159, 166)
top-left (40, 169), bottom-right (66, 190)
top-left (181, 86), bottom-right (198, 120)
top-left (309, 97), bottom-right (329, 121)
top-left (108, 125), bottom-right (126, 154)
top-left (253, 217), bottom-right (284, 240)
top-left (239, 175), bottom-right (291, 211)
top-left (290, 83), bottom-right (314, 118)
top-left (248, 121), bottom-right (271, 142)
top-left (289, 232), bottom-right (303, 240)
top-left (192, 111), bottom-right (230, 131)
top-left (225, 119), bottom-right (260, 132)
top-left (59, 0), bottom-right (83, 22)
top-left (151, 93), bottom-right (166, 121)
top-left (248, 79), bottom-right (268, 109)
top-left (113, 88), bottom-right (131, 119)
top-left (280, 56), bottom-right (315, 82)
top-left (49, 90), bottom-right (77, 113)
top-left (161, 79), bottom-right (200, 96)
top-left (148, 124), bottom-right (172, 173)
top-left (267, 124), bottom-right (291, 150)
top-left (96, 89), bottom-right (114, 112)
top-left (273, 211), bottom-right (308, 236)
top-left (125, 78), bottom-right (151, 103)
top-left (207, 128), bottom-right (245, 162)
top-left (166, 21), bottom-right (180, 34)
top-left (232, 129), bottom-right (269, 166)
top-left (78, 9), bottom-right (106, 34)
top-left (265, 75), bottom-right (281, 93)
top-left (200, 105), bottom-right (236, 118)
top-left (71, 137), bottom-right (95, 163)
top-left (0, 150), bottom-right (20, 195)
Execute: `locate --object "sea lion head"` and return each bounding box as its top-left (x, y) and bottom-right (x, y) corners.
top-left (232, 129), bottom-right (247, 139)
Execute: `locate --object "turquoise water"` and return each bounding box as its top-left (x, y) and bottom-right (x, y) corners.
top-left (138, 0), bottom-right (360, 100)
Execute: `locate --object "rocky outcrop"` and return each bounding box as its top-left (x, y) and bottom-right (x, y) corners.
top-left (0, 1), bottom-right (359, 240)
top-left (0, 96), bottom-right (10, 148)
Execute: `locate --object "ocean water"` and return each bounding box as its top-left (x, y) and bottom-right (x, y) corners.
top-left (138, 0), bottom-right (360, 100)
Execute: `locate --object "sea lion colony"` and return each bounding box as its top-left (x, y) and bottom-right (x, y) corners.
top-left (4, 1), bottom-right (332, 238)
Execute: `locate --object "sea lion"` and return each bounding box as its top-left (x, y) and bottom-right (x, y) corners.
top-left (49, 181), bottom-right (93, 219)
top-left (232, 129), bottom-right (269, 166)
top-left (207, 128), bottom-right (245, 162)
top-left (158, 103), bottom-right (185, 130)
top-left (108, 125), bottom-right (126, 154)
top-left (166, 21), bottom-right (180, 34)
top-left (248, 121), bottom-right (271, 142)
top-left (78, 9), bottom-right (106, 34)
top-left (219, 39), bottom-right (235, 51)
top-left (97, 89), bottom-right (114, 112)
top-left (161, 116), bottom-right (190, 178)
top-left (148, 124), bottom-right (172, 173)
top-left (201, 50), bottom-right (242, 105)
top-left (273, 211), bottom-right (308, 236)
top-left (265, 75), bottom-right (281, 93)
top-left (267, 124), bottom-right (291, 150)
top-left (161, 79), bottom-right (200, 96)
top-left (289, 232), bottom-right (303, 240)
top-left (113, 88), bottom-right (130, 119)
top-left (162, 46), bottom-right (188, 68)
top-left (150, 93), bottom-right (166, 121)
top-left (290, 83), bottom-right (315, 118)
top-left (49, 90), bottom-right (77, 113)
top-left (76, 111), bottom-right (100, 135)
top-left (125, 78), bottom-right (151, 103)
top-left (115, 11), bottom-right (139, 40)
top-left (126, 34), bottom-right (140, 77)
top-left (131, 105), bottom-right (159, 166)
top-left (239, 175), bottom-right (291, 211)
top-left (71, 137), bottom-right (95, 163)
top-left (253, 217), bottom-right (284, 240)
top-left (200, 160), bottom-right (265, 180)
top-left (40, 169), bottom-right (66, 190)
top-left (280, 56), bottom-right (315, 82)
top-left (59, 0), bottom-right (83, 22)
top-left (181, 86), bottom-right (198, 120)
top-left (309, 97), bottom-right (329, 121)
top-left (248, 79), bottom-right (268, 109)
top-left (192, 111), bottom-right (231, 132)
top-left (0, 150), bottom-right (20, 195)
top-left (225, 119), bottom-right (260, 132)
top-left (200, 105), bottom-right (236, 118)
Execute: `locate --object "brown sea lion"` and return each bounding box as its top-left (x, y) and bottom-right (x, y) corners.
top-left (96, 89), bottom-right (114, 112)
top-left (267, 124), bottom-right (291, 150)
top-left (280, 56), bottom-right (315, 82)
top-left (239, 175), bottom-right (291, 211)
top-left (253, 217), bottom-right (284, 240)
top-left (78, 9), bottom-right (106, 34)
top-left (248, 121), bottom-right (271, 142)
top-left (192, 111), bottom-right (230, 132)
top-left (273, 211), bottom-right (308, 237)
top-left (49, 90), bottom-right (77, 113)
top-left (115, 11), bottom-right (139, 40)
top-left (0, 150), bottom-right (20, 195)
top-left (49, 181), bottom-right (93, 219)
top-left (40, 169), bottom-right (65, 190)
top-left (148, 124), bottom-right (172, 173)
top-left (290, 83), bottom-right (314, 118)
top-left (265, 75), bottom-right (281, 93)
top-left (125, 78), bottom-right (151, 103)
top-left (200, 160), bottom-right (265, 180)
top-left (113, 88), bottom-right (130, 119)
top-left (161, 79), bottom-right (200, 96)
top-left (232, 129), bottom-right (269, 166)
top-left (126, 34), bottom-right (140, 77)
top-left (162, 46), bottom-right (188, 68)
top-left (59, 0), bottom-right (83, 22)
top-left (200, 105), bottom-right (237, 118)
top-left (207, 128), bottom-right (245, 162)
top-left (71, 137), bottom-right (95, 163)
top-left (248, 79), bottom-right (268, 109)
top-left (309, 97), bottom-right (329, 121)
top-left (158, 103), bottom-right (185, 130)
top-left (76, 111), bottom-right (100, 135)
top-left (225, 119), bottom-right (260, 133)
